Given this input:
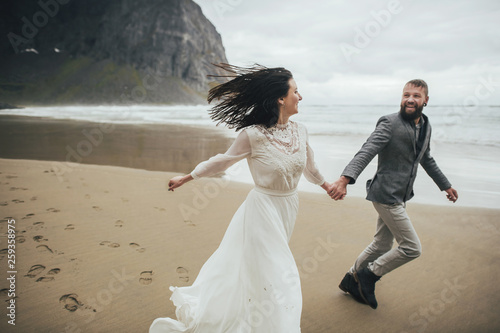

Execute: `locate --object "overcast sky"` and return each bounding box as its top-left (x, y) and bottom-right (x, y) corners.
top-left (193, 0), bottom-right (500, 106)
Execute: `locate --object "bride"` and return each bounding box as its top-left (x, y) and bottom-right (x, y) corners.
top-left (150, 64), bottom-right (331, 332)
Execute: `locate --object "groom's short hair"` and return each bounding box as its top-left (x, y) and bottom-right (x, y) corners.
top-left (405, 79), bottom-right (428, 96)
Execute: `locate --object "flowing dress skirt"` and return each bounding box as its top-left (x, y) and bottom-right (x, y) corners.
top-left (149, 188), bottom-right (302, 333)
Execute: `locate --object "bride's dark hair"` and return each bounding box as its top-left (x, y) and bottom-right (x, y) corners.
top-left (207, 63), bottom-right (293, 131)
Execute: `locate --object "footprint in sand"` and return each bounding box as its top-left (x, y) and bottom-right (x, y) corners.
top-left (33, 235), bottom-right (48, 242)
top-left (0, 288), bottom-right (15, 302)
top-left (6, 175), bottom-right (18, 179)
top-left (121, 197), bottom-right (129, 203)
top-left (59, 294), bottom-right (83, 312)
top-left (0, 248), bottom-right (7, 260)
top-left (92, 206), bottom-right (102, 211)
top-left (99, 241), bottom-right (120, 248)
top-left (184, 220), bottom-right (196, 227)
top-left (139, 271), bottom-right (153, 285)
top-left (47, 208), bottom-right (60, 213)
top-left (115, 220), bottom-right (124, 227)
top-left (84, 194), bottom-right (91, 199)
top-left (25, 264), bottom-right (46, 278)
top-left (129, 243), bottom-right (146, 253)
top-left (12, 199), bottom-right (24, 204)
top-left (36, 276), bottom-right (55, 282)
top-left (33, 221), bottom-right (45, 230)
top-left (17, 235), bottom-right (26, 243)
top-left (0, 288), bottom-right (10, 299)
top-left (48, 268), bottom-right (61, 275)
top-left (36, 268), bottom-right (61, 282)
top-left (22, 213), bottom-right (35, 220)
top-left (64, 224), bottom-right (75, 230)
top-left (36, 244), bottom-right (54, 253)
top-left (176, 267), bottom-right (189, 282)
top-left (0, 202), bottom-right (7, 206)
top-left (10, 186), bottom-right (28, 191)
top-left (30, 196), bottom-right (37, 201)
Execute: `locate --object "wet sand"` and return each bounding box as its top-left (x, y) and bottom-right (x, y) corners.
top-left (0, 115), bottom-right (234, 175)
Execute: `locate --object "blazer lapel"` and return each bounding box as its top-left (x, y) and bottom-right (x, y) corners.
top-left (400, 114), bottom-right (416, 155)
top-left (416, 114), bottom-right (431, 161)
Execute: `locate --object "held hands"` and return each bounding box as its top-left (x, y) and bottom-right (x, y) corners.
top-left (445, 187), bottom-right (458, 203)
top-left (168, 175), bottom-right (193, 192)
top-left (324, 176), bottom-right (351, 201)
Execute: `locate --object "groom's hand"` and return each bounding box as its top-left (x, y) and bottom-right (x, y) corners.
top-left (329, 176), bottom-right (351, 200)
top-left (445, 187), bottom-right (458, 203)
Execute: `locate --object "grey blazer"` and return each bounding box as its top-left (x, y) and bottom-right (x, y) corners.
top-left (342, 112), bottom-right (451, 204)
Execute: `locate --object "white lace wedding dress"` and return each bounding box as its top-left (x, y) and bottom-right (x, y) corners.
top-left (150, 121), bottom-right (324, 333)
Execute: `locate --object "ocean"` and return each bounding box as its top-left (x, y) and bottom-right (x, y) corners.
top-left (1, 104), bottom-right (499, 209)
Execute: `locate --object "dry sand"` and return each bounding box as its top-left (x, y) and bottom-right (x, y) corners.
top-left (0, 158), bottom-right (499, 333)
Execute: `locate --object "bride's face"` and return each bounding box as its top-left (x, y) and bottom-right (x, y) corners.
top-left (280, 78), bottom-right (302, 117)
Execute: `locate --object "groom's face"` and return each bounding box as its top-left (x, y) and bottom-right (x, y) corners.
top-left (399, 84), bottom-right (429, 122)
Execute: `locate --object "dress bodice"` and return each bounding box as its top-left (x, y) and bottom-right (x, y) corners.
top-left (246, 121), bottom-right (307, 192)
top-left (191, 121), bottom-right (324, 192)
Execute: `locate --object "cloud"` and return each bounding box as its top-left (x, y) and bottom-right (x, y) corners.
top-left (194, 0), bottom-right (500, 105)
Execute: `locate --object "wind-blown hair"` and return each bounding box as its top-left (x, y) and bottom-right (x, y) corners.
top-left (207, 63), bottom-right (293, 131)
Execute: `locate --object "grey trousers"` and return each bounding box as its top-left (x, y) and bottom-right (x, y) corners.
top-left (349, 202), bottom-right (422, 277)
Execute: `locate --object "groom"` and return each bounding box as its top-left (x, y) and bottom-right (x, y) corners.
top-left (329, 79), bottom-right (458, 309)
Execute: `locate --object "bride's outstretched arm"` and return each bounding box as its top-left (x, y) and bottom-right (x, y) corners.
top-left (168, 174), bottom-right (194, 191)
top-left (168, 130), bottom-right (251, 192)
top-left (302, 127), bottom-right (331, 192)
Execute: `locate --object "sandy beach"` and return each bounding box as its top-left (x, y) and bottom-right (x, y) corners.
top-left (1, 117), bottom-right (500, 333)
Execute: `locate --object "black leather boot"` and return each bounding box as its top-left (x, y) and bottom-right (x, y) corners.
top-left (338, 272), bottom-right (366, 305)
top-left (354, 268), bottom-right (381, 309)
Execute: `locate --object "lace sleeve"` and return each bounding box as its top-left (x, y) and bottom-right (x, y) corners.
top-left (190, 130), bottom-right (251, 179)
top-left (303, 127), bottom-right (325, 185)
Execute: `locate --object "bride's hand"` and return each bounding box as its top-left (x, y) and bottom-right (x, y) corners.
top-left (168, 175), bottom-right (193, 192)
top-left (321, 181), bottom-right (333, 193)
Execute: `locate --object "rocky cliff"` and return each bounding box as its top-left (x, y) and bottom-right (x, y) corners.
top-left (0, 0), bottom-right (228, 105)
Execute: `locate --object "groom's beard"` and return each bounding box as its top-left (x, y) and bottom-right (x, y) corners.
top-left (400, 103), bottom-right (424, 121)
